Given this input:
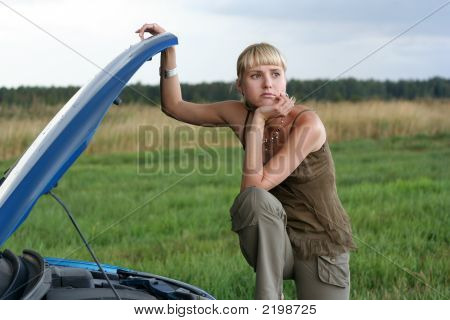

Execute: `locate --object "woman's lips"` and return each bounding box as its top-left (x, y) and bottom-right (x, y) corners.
top-left (261, 93), bottom-right (276, 98)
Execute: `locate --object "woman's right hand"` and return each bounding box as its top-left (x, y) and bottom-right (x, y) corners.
top-left (255, 93), bottom-right (295, 122)
top-left (135, 23), bottom-right (166, 40)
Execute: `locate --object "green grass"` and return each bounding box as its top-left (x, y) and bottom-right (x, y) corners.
top-left (1, 133), bottom-right (449, 299)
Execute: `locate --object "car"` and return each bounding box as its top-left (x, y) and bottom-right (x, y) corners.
top-left (0, 33), bottom-right (215, 300)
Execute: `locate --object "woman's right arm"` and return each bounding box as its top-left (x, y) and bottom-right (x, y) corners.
top-left (137, 23), bottom-right (234, 127)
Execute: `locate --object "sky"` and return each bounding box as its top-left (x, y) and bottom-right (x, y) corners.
top-left (0, 0), bottom-right (449, 87)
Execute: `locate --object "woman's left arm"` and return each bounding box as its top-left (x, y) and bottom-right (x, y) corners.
top-left (240, 112), bottom-right (265, 192)
top-left (240, 110), bottom-right (325, 192)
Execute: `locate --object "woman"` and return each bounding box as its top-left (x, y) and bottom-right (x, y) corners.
top-left (136, 23), bottom-right (356, 300)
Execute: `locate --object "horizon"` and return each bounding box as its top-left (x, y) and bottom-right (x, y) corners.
top-left (1, 76), bottom-right (449, 90)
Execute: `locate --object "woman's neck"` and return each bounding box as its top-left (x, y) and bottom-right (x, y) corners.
top-left (244, 100), bottom-right (257, 112)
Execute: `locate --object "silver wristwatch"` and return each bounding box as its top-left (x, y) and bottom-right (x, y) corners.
top-left (160, 67), bottom-right (178, 79)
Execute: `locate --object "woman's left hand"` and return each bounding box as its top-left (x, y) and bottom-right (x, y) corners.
top-left (255, 93), bottom-right (296, 122)
top-left (135, 23), bottom-right (166, 40)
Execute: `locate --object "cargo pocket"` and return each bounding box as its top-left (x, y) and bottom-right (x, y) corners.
top-left (317, 252), bottom-right (349, 288)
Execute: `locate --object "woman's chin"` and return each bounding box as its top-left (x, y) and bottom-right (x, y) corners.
top-left (246, 99), bottom-right (276, 109)
top-left (256, 98), bottom-right (276, 106)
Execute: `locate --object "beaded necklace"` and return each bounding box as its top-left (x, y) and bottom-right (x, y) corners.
top-left (263, 117), bottom-right (286, 152)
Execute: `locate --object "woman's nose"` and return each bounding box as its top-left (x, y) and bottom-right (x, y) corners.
top-left (263, 76), bottom-right (272, 88)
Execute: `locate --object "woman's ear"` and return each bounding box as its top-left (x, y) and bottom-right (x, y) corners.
top-left (235, 79), bottom-right (243, 96)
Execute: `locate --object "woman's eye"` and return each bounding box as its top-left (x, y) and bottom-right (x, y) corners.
top-left (250, 74), bottom-right (260, 79)
top-left (272, 72), bottom-right (281, 77)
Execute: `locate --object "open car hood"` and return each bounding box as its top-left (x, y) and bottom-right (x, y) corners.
top-left (0, 249), bottom-right (214, 300)
top-left (0, 33), bottom-right (178, 246)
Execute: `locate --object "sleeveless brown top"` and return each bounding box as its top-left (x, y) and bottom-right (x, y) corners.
top-left (242, 109), bottom-right (357, 259)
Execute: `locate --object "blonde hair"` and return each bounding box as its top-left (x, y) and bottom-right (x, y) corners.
top-left (236, 43), bottom-right (287, 82)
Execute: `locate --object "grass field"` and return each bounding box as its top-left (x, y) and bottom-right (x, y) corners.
top-left (1, 133), bottom-right (448, 299)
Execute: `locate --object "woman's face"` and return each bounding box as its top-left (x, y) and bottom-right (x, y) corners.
top-left (238, 64), bottom-right (287, 107)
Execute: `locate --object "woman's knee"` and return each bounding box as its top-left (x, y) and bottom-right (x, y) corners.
top-left (231, 186), bottom-right (284, 215)
top-left (230, 186), bottom-right (285, 232)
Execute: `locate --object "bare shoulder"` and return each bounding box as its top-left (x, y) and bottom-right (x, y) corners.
top-left (289, 105), bottom-right (321, 125)
top-left (289, 105), bottom-right (326, 149)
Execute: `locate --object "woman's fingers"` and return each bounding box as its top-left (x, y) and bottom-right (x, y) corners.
top-left (286, 97), bottom-right (296, 115)
top-left (276, 93), bottom-right (292, 116)
top-left (277, 94), bottom-right (296, 117)
top-left (135, 24), bottom-right (150, 40)
top-left (276, 92), bottom-right (287, 107)
top-left (258, 93), bottom-right (296, 121)
top-left (135, 23), bottom-right (166, 40)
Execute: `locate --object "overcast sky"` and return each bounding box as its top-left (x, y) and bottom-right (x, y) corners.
top-left (0, 0), bottom-right (449, 87)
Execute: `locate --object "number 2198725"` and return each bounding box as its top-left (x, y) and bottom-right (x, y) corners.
top-left (262, 304), bottom-right (316, 315)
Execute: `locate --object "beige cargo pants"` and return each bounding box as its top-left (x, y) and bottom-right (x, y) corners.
top-left (230, 186), bottom-right (350, 300)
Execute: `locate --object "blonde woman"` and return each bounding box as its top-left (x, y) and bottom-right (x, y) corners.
top-left (136, 23), bottom-right (356, 300)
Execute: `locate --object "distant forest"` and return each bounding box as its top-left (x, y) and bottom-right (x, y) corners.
top-left (0, 77), bottom-right (449, 107)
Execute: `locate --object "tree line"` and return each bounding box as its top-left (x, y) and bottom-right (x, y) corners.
top-left (0, 77), bottom-right (448, 108)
